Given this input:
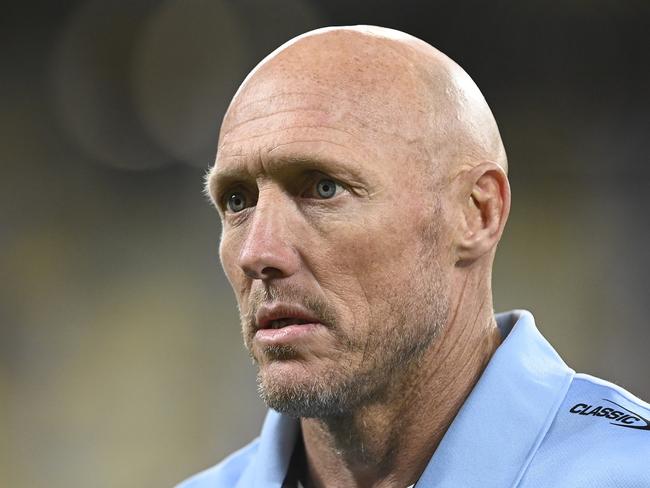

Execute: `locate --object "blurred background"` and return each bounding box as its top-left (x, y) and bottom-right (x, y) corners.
top-left (1, 1), bottom-right (649, 486)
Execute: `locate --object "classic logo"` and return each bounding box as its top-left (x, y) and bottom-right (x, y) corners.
top-left (569, 399), bottom-right (650, 430)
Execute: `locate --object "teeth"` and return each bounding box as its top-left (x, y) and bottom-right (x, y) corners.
top-left (268, 318), bottom-right (308, 329)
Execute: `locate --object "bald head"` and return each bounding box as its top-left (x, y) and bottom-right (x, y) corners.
top-left (218, 25), bottom-right (507, 182)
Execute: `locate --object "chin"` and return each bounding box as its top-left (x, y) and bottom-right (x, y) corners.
top-left (256, 361), bottom-right (370, 418)
top-left (258, 359), bottom-right (315, 391)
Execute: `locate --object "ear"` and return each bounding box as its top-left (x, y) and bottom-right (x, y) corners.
top-left (455, 162), bottom-right (510, 265)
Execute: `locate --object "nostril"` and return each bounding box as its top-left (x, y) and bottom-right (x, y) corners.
top-left (241, 265), bottom-right (284, 280)
top-left (260, 266), bottom-right (284, 280)
top-left (243, 268), bottom-right (260, 279)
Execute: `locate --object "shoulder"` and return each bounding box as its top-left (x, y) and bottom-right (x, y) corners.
top-left (523, 373), bottom-right (650, 486)
top-left (174, 438), bottom-right (260, 488)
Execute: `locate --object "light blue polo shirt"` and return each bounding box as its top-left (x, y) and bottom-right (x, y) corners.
top-left (177, 310), bottom-right (650, 487)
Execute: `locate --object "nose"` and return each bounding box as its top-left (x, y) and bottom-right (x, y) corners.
top-left (237, 194), bottom-right (300, 281)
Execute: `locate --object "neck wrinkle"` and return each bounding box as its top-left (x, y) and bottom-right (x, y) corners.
top-left (300, 282), bottom-right (500, 488)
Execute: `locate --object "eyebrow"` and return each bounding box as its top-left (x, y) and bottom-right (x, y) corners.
top-left (206, 152), bottom-right (371, 203)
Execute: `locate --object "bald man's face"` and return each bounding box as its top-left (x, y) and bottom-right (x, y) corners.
top-left (209, 39), bottom-right (453, 416)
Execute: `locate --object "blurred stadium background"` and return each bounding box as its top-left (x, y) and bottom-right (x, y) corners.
top-left (1, 1), bottom-right (648, 486)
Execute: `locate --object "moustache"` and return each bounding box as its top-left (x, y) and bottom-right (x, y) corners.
top-left (242, 285), bottom-right (338, 336)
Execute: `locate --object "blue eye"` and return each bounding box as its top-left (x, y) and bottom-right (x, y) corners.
top-left (227, 192), bottom-right (247, 212)
top-left (316, 179), bottom-right (338, 199)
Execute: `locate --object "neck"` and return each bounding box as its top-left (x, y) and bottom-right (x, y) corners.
top-left (300, 280), bottom-right (501, 488)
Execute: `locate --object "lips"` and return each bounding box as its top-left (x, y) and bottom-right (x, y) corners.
top-left (253, 303), bottom-right (325, 346)
top-left (255, 303), bottom-right (322, 331)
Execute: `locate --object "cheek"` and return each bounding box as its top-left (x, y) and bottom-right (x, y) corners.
top-left (332, 208), bottom-right (420, 273)
top-left (313, 210), bottom-right (421, 318)
top-left (219, 232), bottom-right (245, 293)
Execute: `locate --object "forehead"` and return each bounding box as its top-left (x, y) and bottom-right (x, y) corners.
top-left (212, 62), bottom-right (432, 182)
top-left (207, 94), bottom-right (379, 200)
top-left (207, 31), bottom-right (453, 199)
top-left (218, 90), bottom-right (376, 163)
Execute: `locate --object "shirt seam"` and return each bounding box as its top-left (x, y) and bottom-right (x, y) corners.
top-left (510, 369), bottom-right (575, 488)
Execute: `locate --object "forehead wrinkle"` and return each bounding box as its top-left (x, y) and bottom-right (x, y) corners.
top-left (222, 97), bottom-right (399, 147)
top-left (225, 65), bottom-right (432, 141)
top-left (222, 107), bottom-right (329, 135)
top-left (228, 91), bottom-right (365, 119)
top-left (219, 107), bottom-right (427, 163)
top-left (220, 124), bottom-right (362, 150)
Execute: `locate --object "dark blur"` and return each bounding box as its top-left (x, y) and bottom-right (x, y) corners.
top-left (2, 1), bottom-right (649, 486)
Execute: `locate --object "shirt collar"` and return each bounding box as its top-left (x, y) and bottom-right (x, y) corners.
top-left (416, 310), bottom-right (574, 487)
top-left (239, 310), bottom-right (574, 488)
top-left (236, 409), bottom-right (299, 488)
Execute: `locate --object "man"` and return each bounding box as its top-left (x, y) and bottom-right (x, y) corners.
top-left (178, 26), bottom-right (649, 487)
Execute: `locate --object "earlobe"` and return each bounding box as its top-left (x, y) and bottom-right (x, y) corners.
top-left (456, 162), bottom-right (510, 265)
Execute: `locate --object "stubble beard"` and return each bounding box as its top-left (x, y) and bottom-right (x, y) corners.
top-left (240, 265), bottom-right (450, 419)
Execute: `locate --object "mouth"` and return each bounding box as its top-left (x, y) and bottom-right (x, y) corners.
top-left (254, 303), bottom-right (326, 345)
top-left (263, 317), bottom-right (312, 330)
top-left (256, 303), bottom-right (322, 331)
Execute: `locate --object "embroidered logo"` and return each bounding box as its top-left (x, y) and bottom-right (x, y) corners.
top-left (569, 399), bottom-right (650, 430)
